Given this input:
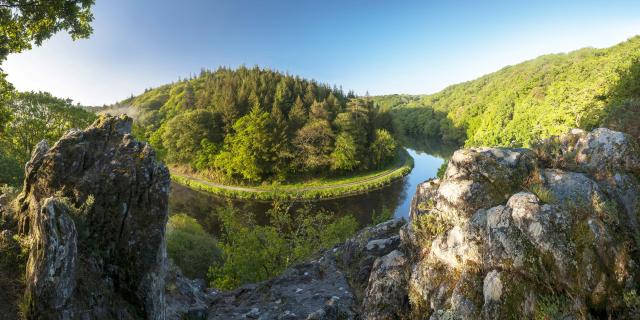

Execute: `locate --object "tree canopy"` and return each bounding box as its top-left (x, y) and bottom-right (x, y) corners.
top-left (377, 36), bottom-right (640, 147)
top-left (0, 0), bottom-right (94, 62)
top-left (118, 67), bottom-right (398, 183)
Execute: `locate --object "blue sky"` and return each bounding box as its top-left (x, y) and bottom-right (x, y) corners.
top-left (4, 0), bottom-right (640, 106)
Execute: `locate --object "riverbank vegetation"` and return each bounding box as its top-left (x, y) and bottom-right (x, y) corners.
top-left (170, 148), bottom-right (413, 200)
top-left (111, 67), bottom-right (399, 185)
top-left (376, 36), bottom-right (640, 147)
top-left (209, 203), bottom-right (358, 290)
top-left (166, 214), bottom-right (220, 279)
top-left (166, 202), bottom-right (358, 288)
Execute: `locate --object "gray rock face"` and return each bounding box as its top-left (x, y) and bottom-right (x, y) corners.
top-left (25, 198), bottom-right (78, 316)
top-left (436, 147), bottom-right (538, 221)
top-left (165, 262), bottom-right (217, 320)
top-left (406, 127), bottom-right (640, 319)
top-left (16, 115), bottom-right (170, 319)
top-left (361, 250), bottom-right (409, 320)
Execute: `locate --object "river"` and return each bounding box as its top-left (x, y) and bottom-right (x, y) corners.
top-left (169, 142), bottom-right (455, 236)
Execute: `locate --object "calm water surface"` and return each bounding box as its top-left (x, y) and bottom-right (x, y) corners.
top-left (169, 143), bottom-right (455, 236)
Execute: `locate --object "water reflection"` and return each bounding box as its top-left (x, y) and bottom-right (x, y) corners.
top-left (169, 141), bottom-right (456, 236)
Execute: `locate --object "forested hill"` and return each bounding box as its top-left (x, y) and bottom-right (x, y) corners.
top-left (378, 36), bottom-right (640, 147)
top-left (107, 67), bottom-right (398, 183)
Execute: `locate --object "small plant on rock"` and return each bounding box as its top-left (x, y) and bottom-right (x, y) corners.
top-left (534, 294), bottom-right (569, 320)
top-left (529, 183), bottom-right (556, 204)
top-left (413, 212), bottom-right (453, 249)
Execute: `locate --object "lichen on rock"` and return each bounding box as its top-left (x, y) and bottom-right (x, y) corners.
top-left (16, 115), bottom-right (170, 319)
top-left (405, 127), bottom-right (640, 319)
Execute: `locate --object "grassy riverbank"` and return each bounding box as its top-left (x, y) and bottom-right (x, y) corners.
top-left (171, 149), bottom-right (414, 201)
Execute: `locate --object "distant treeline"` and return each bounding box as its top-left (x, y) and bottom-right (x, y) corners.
top-left (375, 36), bottom-right (640, 147)
top-left (116, 67), bottom-right (398, 183)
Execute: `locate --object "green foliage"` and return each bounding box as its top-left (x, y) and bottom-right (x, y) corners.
top-left (0, 0), bottom-right (94, 63)
top-left (370, 205), bottom-right (393, 226)
top-left (436, 162), bottom-right (448, 179)
top-left (377, 36), bottom-right (640, 147)
top-left (534, 295), bottom-right (569, 320)
top-left (413, 212), bottom-right (453, 248)
top-left (602, 98), bottom-right (640, 140)
top-left (369, 129), bottom-right (397, 168)
top-left (529, 183), bottom-right (556, 204)
top-left (330, 132), bottom-right (359, 171)
top-left (0, 73), bottom-right (13, 133)
top-left (166, 214), bottom-right (219, 279)
top-left (293, 120), bottom-right (335, 172)
top-left (160, 109), bottom-right (223, 164)
top-left (172, 149), bottom-right (413, 200)
top-left (124, 67), bottom-right (397, 184)
top-left (214, 105), bottom-right (278, 182)
top-left (0, 91), bottom-right (96, 186)
top-left (624, 289), bottom-right (640, 318)
top-left (208, 203), bottom-right (358, 290)
top-left (0, 150), bottom-right (21, 186)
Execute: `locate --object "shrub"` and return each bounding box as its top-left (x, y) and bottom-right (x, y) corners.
top-left (370, 205), bottom-right (393, 225)
top-left (529, 183), bottom-right (556, 204)
top-left (166, 214), bottom-right (219, 279)
top-left (534, 295), bottom-right (569, 320)
top-left (208, 203), bottom-right (358, 290)
top-left (413, 212), bottom-right (453, 248)
top-left (436, 161), bottom-right (448, 179)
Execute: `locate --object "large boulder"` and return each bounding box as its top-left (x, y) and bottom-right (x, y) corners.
top-left (435, 148), bottom-right (538, 221)
top-left (406, 128), bottom-right (640, 319)
top-left (16, 115), bottom-right (170, 319)
top-left (536, 128), bottom-right (640, 240)
top-left (361, 250), bottom-right (410, 320)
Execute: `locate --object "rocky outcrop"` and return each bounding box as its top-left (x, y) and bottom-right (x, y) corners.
top-left (3, 117), bottom-right (638, 319)
top-left (169, 127), bottom-right (639, 319)
top-left (405, 128), bottom-right (640, 319)
top-left (165, 262), bottom-right (217, 320)
top-left (15, 115), bottom-right (170, 319)
top-left (196, 218), bottom-right (405, 320)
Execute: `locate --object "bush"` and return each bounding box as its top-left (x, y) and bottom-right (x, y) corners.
top-left (208, 203), bottom-right (358, 290)
top-left (370, 205), bottom-right (393, 226)
top-left (166, 214), bottom-right (219, 279)
top-left (436, 161), bottom-right (448, 179)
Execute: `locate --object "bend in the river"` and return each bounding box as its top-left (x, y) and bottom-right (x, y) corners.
top-left (170, 149), bottom-right (414, 201)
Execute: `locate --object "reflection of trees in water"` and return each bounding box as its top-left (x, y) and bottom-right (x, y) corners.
top-left (399, 136), bottom-right (458, 159)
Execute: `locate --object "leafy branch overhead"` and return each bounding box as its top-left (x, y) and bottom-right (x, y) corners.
top-left (0, 0), bottom-right (94, 62)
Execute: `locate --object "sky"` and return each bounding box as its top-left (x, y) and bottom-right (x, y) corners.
top-left (3, 0), bottom-right (640, 106)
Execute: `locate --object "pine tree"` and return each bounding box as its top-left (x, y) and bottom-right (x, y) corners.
top-left (288, 96), bottom-right (307, 134)
top-left (303, 83), bottom-right (316, 106)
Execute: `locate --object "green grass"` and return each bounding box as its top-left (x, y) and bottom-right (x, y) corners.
top-left (171, 149), bottom-right (414, 201)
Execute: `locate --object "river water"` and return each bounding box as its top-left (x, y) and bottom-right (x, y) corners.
top-left (169, 143), bottom-right (455, 236)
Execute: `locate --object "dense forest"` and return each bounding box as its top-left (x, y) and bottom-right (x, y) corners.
top-left (377, 36), bottom-right (640, 147)
top-left (110, 67), bottom-right (398, 183)
top-left (0, 91), bottom-right (96, 185)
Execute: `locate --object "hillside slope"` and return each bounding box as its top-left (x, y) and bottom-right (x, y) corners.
top-left (108, 67), bottom-right (398, 184)
top-left (379, 36), bottom-right (640, 147)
